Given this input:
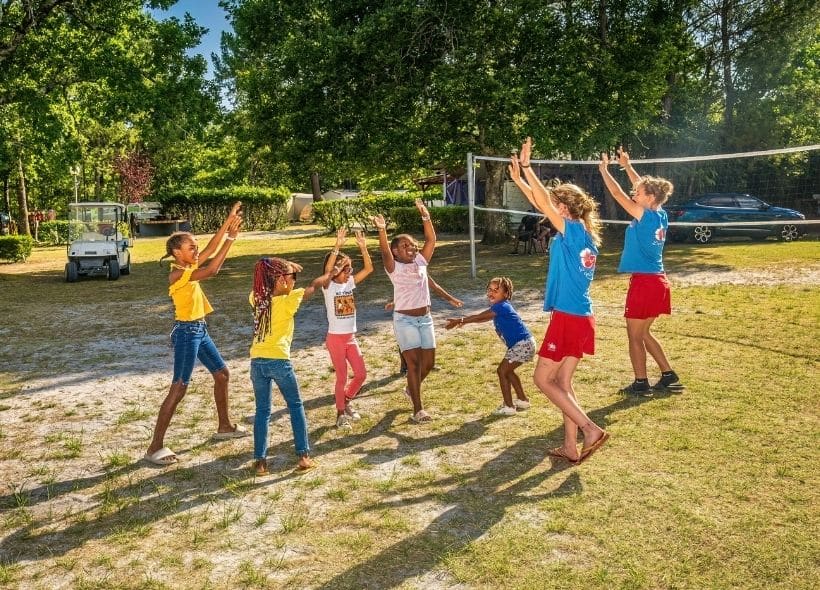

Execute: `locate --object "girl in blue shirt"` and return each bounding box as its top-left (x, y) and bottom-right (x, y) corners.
top-left (445, 277), bottom-right (535, 416)
top-left (599, 149), bottom-right (683, 395)
top-left (508, 137), bottom-right (610, 465)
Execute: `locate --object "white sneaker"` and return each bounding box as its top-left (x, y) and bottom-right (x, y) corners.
top-left (344, 403), bottom-right (362, 421)
top-left (492, 405), bottom-right (517, 416)
top-left (514, 399), bottom-right (531, 410)
top-left (336, 414), bottom-right (352, 430)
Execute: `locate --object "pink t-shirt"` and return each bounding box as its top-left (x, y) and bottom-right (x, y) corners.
top-left (386, 253), bottom-right (431, 310)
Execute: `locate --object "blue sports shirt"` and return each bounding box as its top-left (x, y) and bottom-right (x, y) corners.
top-left (618, 208), bottom-right (668, 274)
top-left (490, 300), bottom-right (531, 348)
top-left (544, 220), bottom-right (597, 316)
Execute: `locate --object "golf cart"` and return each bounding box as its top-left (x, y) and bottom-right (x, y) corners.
top-left (65, 202), bottom-right (132, 282)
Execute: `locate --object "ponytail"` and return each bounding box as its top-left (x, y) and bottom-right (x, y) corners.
top-left (251, 257), bottom-right (290, 343)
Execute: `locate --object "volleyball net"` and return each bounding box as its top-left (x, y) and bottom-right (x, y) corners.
top-left (465, 145), bottom-right (820, 277)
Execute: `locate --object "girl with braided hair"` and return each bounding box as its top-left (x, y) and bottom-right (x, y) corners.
top-left (249, 256), bottom-right (337, 475)
top-left (445, 276), bottom-right (535, 417)
top-left (145, 202), bottom-right (244, 467)
top-left (509, 137), bottom-right (609, 465)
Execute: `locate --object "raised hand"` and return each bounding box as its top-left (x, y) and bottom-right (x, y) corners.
top-left (520, 137), bottom-right (533, 167)
top-left (617, 147), bottom-right (630, 168)
top-left (509, 156), bottom-right (522, 182)
top-left (227, 215), bottom-right (242, 238)
top-left (599, 152), bottom-right (611, 174)
top-left (354, 230), bottom-right (366, 248)
top-left (335, 228), bottom-right (347, 249)
top-left (372, 214), bottom-right (386, 230)
top-left (229, 201), bottom-right (242, 218)
top-left (414, 199), bottom-right (430, 218)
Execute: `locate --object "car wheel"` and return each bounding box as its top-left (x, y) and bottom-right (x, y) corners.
top-left (65, 261), bottom-right (79, 283)
top-left (779, 224), bottom-right (800, 241)
top-left (108, 259), bottom-right (120, 280)
top-left (692, 225), bottom-right (713, 243)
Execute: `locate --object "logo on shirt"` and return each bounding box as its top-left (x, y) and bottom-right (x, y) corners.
top-left (546, 342), bottom-right (557, 351)
top-left (334, 294), bottom-right (355, 318)
top-left (580, 248), bottom-right (597, 269)
top-left (655, 227), bottom-right (666, 242)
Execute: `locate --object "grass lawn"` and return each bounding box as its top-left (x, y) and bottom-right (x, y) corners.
top-left (0, 227), bottom-right (818, 589)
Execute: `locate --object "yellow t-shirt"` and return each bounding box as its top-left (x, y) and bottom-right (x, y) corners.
top-left (249, 288), bottom-right (305, 359)
top-left (169, 265), bottom-right (213, 321)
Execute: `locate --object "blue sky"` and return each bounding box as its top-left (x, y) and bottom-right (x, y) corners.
top-left (149, 1), bottom-right (231, 79)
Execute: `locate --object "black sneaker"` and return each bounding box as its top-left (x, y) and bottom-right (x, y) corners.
top-left (652, 371), bottom-right (684, 392)
top-left (620, 380), bottom-right (652, 396)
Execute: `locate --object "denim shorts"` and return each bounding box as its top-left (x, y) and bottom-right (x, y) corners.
top-left (393, 312), bottom-right (436, 352)
top-left (170, 320), bottom-right (227, 384)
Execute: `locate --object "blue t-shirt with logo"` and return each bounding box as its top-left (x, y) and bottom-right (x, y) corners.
top-left (618, 208), bottom-right (668, 274)
top-left (490, 300), bottom-right (531, 348)
top-left (544, 220), bottom-right (597, 316)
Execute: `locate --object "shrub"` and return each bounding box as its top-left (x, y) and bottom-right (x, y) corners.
top-left (0, 235), bottom-right (34, 262)
top-left (390, 206), bottom-right (484, 234)
top-left (312, 192), bottom-right (422, 232)
top-left (156, 186), bottom-right (291, 233)
top-left (37, 220), bottom-right (89, 245)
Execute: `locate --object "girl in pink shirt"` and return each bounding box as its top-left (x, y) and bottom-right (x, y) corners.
top-left (373, 200), bottom-right (438, 423)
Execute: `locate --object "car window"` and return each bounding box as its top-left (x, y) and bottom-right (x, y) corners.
top-left (700, 195), bottom-right (735, 207)
top-left (735, 195), bottom-right (765, 208)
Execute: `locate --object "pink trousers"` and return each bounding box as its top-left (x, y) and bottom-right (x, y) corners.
top-left (325, 333), bottom-right (367, 412)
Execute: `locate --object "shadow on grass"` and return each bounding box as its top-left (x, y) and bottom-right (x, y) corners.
top-left (0, 389), bottom-right (666, 581)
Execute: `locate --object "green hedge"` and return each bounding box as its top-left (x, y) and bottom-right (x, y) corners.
top-left (312, 191), bottom-right (424, 232)
top-left (391, 205), bottom-right (484, 234)
top-left (0, 235), bottom-right (34, 262)
top-left (156, 186), bottom-right (291, 233)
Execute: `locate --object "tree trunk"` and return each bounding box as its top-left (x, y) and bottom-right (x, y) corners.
top-left (3, 174), bottom-right (10, 214)
top-left (480, 160), bottom-right (508, 245)
top-left (16, 154), bottom-right (30, 236)
top-left (310, 171), bottom-right (323, 201)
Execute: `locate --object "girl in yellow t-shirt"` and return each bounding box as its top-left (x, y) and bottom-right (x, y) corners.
top-left (144, 203), bottom-right (245, 466)
top-left (249, 256), bottom-right (338, 476)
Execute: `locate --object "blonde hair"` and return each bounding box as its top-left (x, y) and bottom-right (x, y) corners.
top-left (549, 184), bottom-right (602, 246)
top-left (637, 176), bottom-right (674, 206)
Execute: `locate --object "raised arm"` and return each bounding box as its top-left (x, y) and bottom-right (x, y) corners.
top-left (304, 264), bottom-right (340, 300)
top-left (373, 214), bottom-right (395, 273)
top-left (513, 138), bottom-right (566, 235)
top-left (618, 147), bottom-right (641, 186)
top-left (444, 308), bottom-right (495, 330)
top-left (352, 230), bottom-right (374, 284)
top-left (200, 201), bottom-right (242, 260)
top-left (416, 199), bottom-right (436, 262)
top-left (322, 228), bottom-right (347, 288)
top-left (189, 215), bottom-right (242, 281)
top-left (428, 275), bottom-right (463, 308)
top-left (599, 152), bottom-right (644, 220)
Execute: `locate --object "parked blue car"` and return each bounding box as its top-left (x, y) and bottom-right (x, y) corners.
top-left (667, 193), bottom-right (805, 243)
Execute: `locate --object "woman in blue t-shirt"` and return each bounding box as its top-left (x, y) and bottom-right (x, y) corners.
top-left (508, 137), bottom-right (610, 465)
top-left (599, 149), bottom-right (683, 395)
top-left (445, 276), bottom-right (536, 416)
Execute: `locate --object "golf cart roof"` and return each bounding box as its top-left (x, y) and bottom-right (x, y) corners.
top-left (69, 202), bottom-right (126, 209)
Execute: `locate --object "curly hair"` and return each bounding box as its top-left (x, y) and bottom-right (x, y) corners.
top-left (251, 257), bottom-right (292, 342)
top-left (636, 175), bottom-right (674, 206)
top-left (489, 276), bottom-right (514, 300)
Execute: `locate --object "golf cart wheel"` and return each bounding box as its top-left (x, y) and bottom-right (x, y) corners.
top-left (779, 224), bottom-right (799, 241)
top-left (108, 259), bottom-right (120, 280)
top-left (120, 252), bottom-right (131, 275)
top-left (692, 225), bottom-right (713, 244)
top-left (65, 261), bottom-right (79, 283)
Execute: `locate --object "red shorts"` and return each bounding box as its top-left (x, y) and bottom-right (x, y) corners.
top-left (538, 310), bottom-right (595, 361)
top-left (624, 273), bottom-right (671, 319)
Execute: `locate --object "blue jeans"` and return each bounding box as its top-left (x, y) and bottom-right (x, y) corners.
top-left (250, 358), bottom-right (311, 460)
top-left (392, 312), bottom-right (436, 352)
top-left (170, 320), bottom-right (226, 385)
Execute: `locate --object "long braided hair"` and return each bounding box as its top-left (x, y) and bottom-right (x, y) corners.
top-left (252, 257), bottom-right (291, 343)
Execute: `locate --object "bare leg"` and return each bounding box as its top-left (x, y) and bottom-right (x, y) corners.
top-left (643, 327), bottom-right (672, 372)
top-left (147, 380), bottom-right (188, 455)
top-left (497, 359), bottom-right (524, 407)
top-left (402, 348), bottom-right (423, 414)
top-left (211, 367), bottom-right (236, 432)
top-left (534, 357), bottom-right (605, 453)
top-left (625, 318), bottom-right (649, 379)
